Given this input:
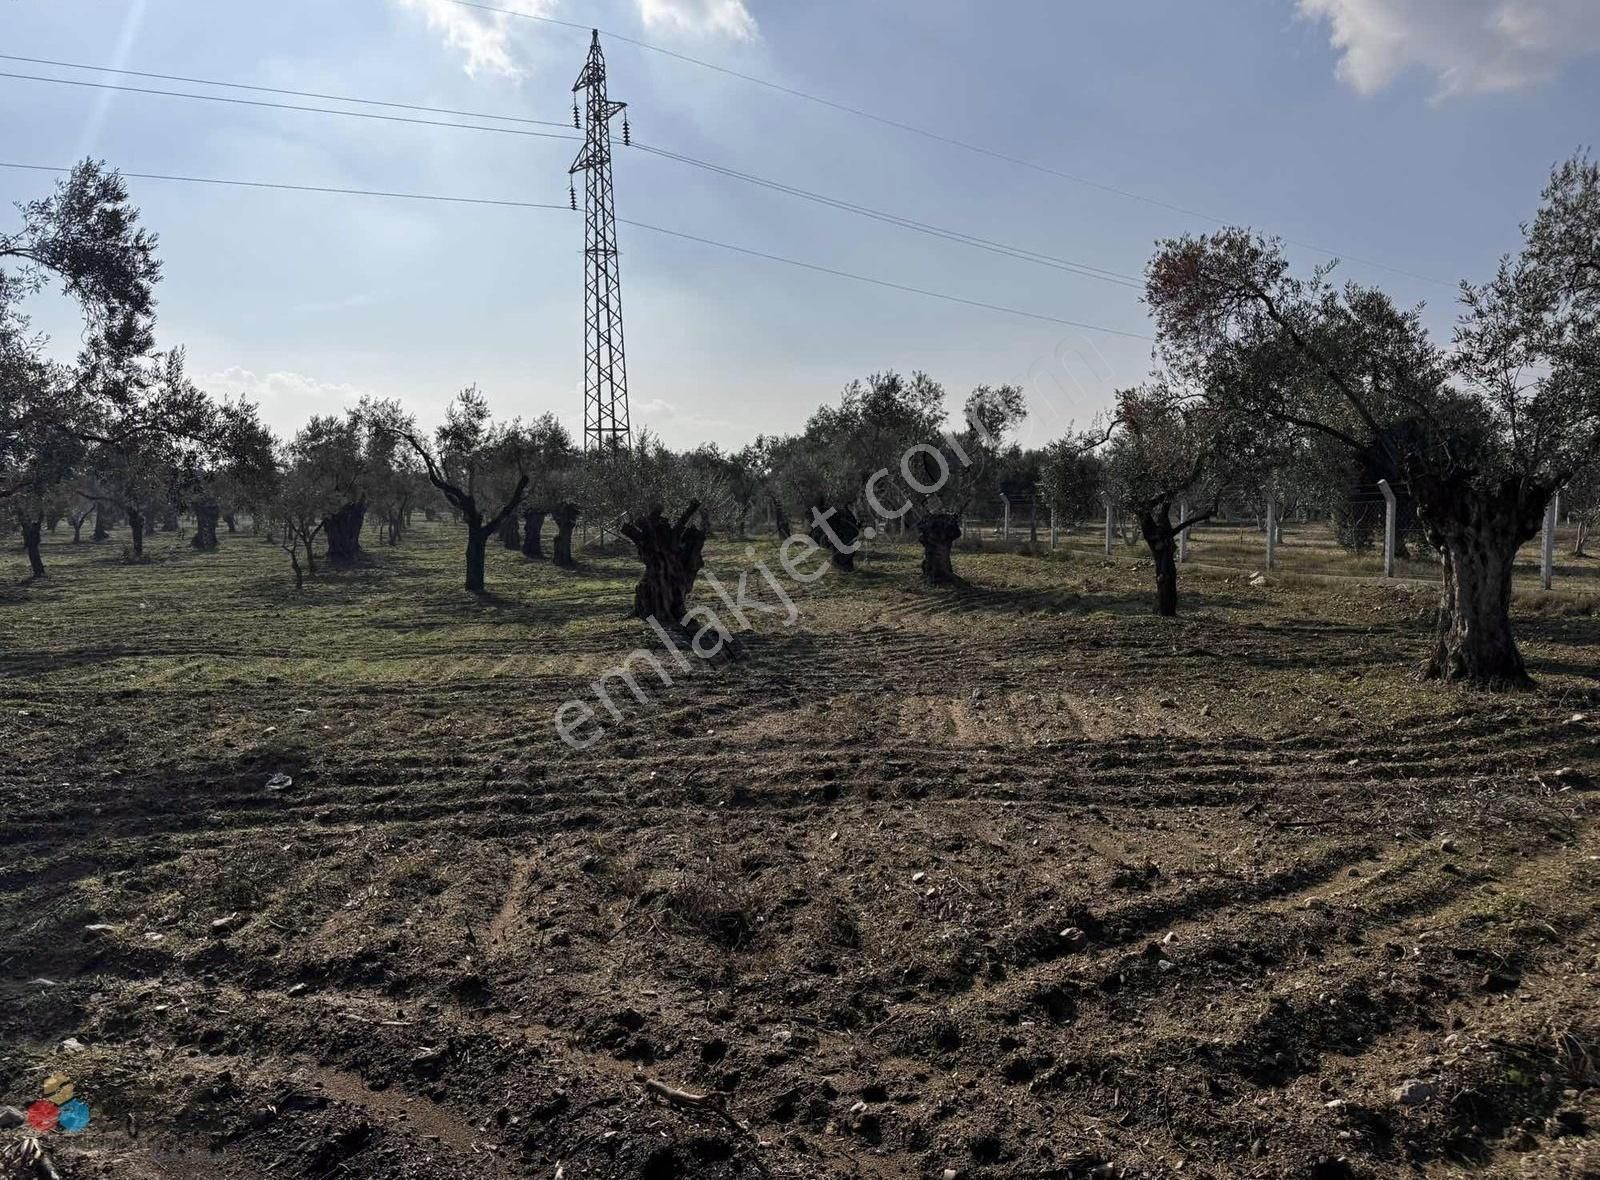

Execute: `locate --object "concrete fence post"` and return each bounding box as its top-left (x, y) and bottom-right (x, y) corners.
top-left (1377, 478), bottom-right (1397, 579)
top-left (1001, 493), bottom-right (1010, 541)
top-left (1265, 493), bottom-right (1277, 570)
top-left (1542, 496), bottom-right (1558, 591)
top-left (1049, 506), bottom-right (1058, 550)
top-left (1178, 500), bottom-right (1191, 564)
top-left (1103, 495), bottom-right (1114, 557)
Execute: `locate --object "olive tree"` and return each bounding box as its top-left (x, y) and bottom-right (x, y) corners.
top-left (583, 432), bottom-right (726, 624)
top-left (2, 161), bottom-right (163, 574)
top-left (1101, 384), bottom-right (1258, 616)
top-left (385, 387), bottom-right (529, 595)
top-left (1145, 153), bottom-right (1600, 687)
top-left (518, 413), bottom-right (577, 562)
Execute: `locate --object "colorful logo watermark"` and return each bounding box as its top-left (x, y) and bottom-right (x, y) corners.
top-left (21, 1075), bottom-right (89, 1135)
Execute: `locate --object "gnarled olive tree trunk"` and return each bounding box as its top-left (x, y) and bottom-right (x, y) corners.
top-left (1137, 511), bottom-right (1181, 617)
top-left (127, 506), bottom-right (146, 558)
top-left (916, 512), bottom-right (962, 584)
top-left (521, 508), bottom-right (546, 559)
top-left (551, 502), bottom-right (579, 569)
top-left (1419, 484), bottom-right (1545, 688)
top-left (498, 512), bottom-right (520, 551)
top-left (620, 502), bottom-right (707, 623)
top-left (192, 503), bottom-right (220, 551)
top-left (322, 501), bottom-right (366, 565)
top-left (811, 502), bottom-right (861, 572)
top-left (464, 523), bottom-right (495, 594)
top-left (92, 506), bottom-right (110, 541)
top-left (21, 518), bottom-right (45, 579)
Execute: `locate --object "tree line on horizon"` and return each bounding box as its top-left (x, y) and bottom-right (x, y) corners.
top-left (3, 154), bottom-right (1598, 687)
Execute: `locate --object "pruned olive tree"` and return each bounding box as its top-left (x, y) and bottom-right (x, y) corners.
top-left (1101, 384), bottom-right (1259, 616)
top-left (519, 412), bottom-right (577, 562)
top-left (1145, 153), bottom-right (1600, 687)
top-left (898, 384), bottom-right (1026, 584)
top-left (285, 401), bottom-right (406, 565)
top-left (583, 431), bottom-right (724, 625)
top-left (384, 387), bottom-right (529, 595)
top-left (186, 398), bottom-right (276, 551)
top-left (768, 371), bottom-right (950, 571)
top-left (80, 347), bottom-right (217, 559)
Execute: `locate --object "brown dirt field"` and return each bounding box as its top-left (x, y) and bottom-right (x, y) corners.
top-left (2, 524), bottom-right (1599, 1179)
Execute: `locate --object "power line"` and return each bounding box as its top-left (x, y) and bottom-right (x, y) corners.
top-left (446, 0), bottom-right (1452, 289)
top-left (0, 57), bottom-right (1146, 291)
top-left (0, 161), bottom-right (1152, 339)
top-left (0, 52), bottom-right (573, 127)
top-left (0, 161), bottom-right (572, 212)
top-left (632, 141), bottom-right (1144, 290)
top-left (0, 70), bottom-right (581, 143)
top-left (613, 216), bottom-right (1153, 339)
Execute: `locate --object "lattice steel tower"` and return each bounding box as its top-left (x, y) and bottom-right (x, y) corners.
top-left (570, 30), bottom-right (631, 452)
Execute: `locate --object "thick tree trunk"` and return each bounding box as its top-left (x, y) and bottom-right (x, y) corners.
top-left (1425, 530), bottom-right (1528, 687)
top-left (128, 507), bottom-right (146, 558)
top-left (21, 519), bottom-right (46, 579)
top-left (160, 505), bottom-right (179, 532)
top-left (192, 504), bottom-right (220, 551)
top-left (465, 525), bottom-right (492, 594)
top-left (769, 495), bottom-right (792, 542)
top-left (92, 506), bottom-right (110, 541)
top-left (916, 512), bottom-right (962, 584)
top-left (70, 516), bottom-right (86, 543)
top-left (521, 508), bottom-right (546, 558)
top-left (551, 502), bottom-right (578, 569)
top-left (322, 501), bottom-right (366, 565)
top-left (621, 503), bottom-right (707, 623)
top-left (811, 502), bottom-right (861, 572)
top-left (1420, 486), bottom-right (1543, 688)
top-left (224, 513), bottom-right (238, 534)
top-left (498, 512), bottom-right (521, 551)
top-left (1136, 510), bottom-right (1181, 617)
top-left (1574, 520), bottom-right (1588, 557)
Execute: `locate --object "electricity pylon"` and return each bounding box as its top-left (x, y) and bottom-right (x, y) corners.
top-left (570, 30), bottom-right (631, 453)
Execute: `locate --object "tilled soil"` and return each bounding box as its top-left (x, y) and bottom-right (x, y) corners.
top-left (2, 528), bottom-right (1598, 1179)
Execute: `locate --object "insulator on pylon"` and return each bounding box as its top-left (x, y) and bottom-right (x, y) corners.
top-left (569, 182), bottom-right (577, 210)
top-left (573, 102), bottom-right (580, 128)
top-left (622, 117), bottom-right (630, 146)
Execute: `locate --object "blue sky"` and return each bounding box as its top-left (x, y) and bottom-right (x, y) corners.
top-left (3, 0), bottom-right (1597, 449)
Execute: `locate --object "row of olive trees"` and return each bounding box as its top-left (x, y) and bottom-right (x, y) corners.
top-left (10, 153), bottom-right (1596, 690)
top-left (1062, 151), bottom-right (1599, 688)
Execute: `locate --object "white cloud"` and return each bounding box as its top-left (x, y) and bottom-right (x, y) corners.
top-left (635, 397), bottom-right (677, 417)
top-left (392, 0), bottom-right (556, 77)
top-left (202, 367), bottom-right (369, 428)
top-left (635, 0), bottom-right (758, 40)
top-left (1298, 0), bottom-right (1600, 97)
